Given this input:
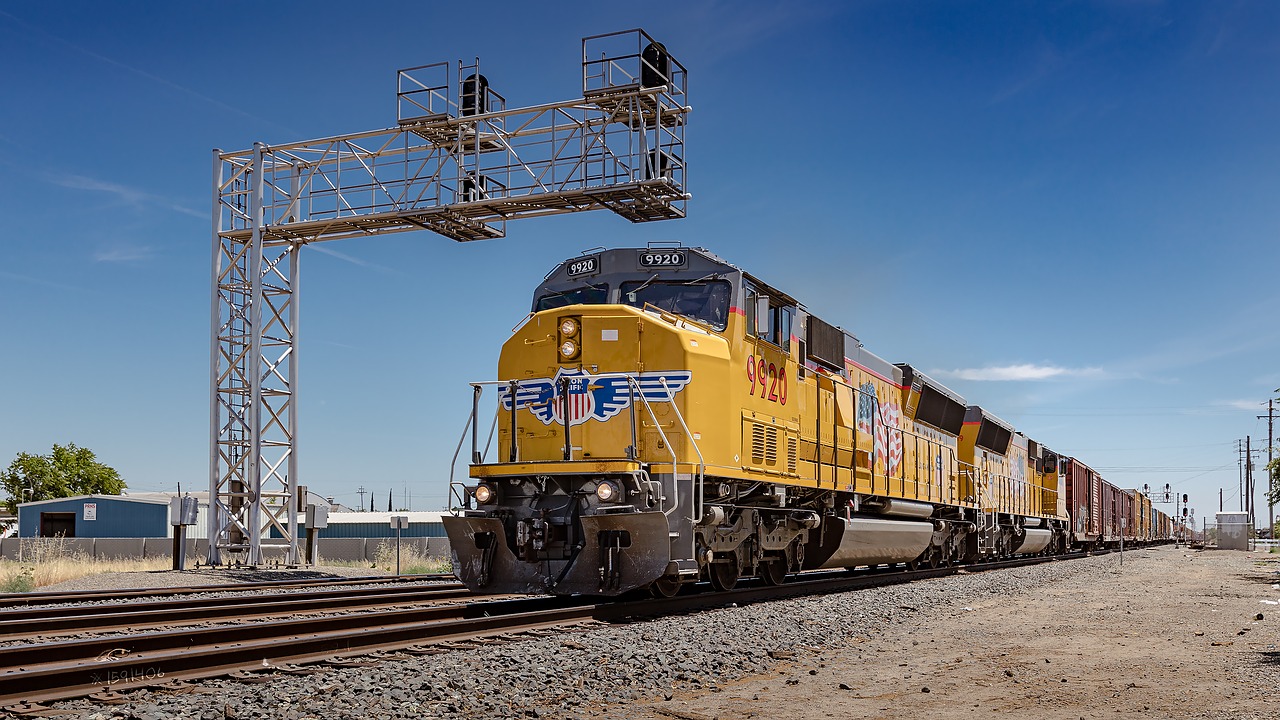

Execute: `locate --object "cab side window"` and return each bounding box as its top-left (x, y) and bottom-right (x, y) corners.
top-left (743, 281), bottom-right (794, 352)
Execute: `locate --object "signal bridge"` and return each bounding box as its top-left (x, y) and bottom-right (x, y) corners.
top-left (210, 30), bottom-right (688, 564)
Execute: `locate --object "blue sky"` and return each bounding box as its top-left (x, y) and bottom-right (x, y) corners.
top-left (1, 2), bottom-right (1277, 527)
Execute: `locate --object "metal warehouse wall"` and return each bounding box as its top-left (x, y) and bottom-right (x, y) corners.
top-left (17, 498), bottom-right (168, 538)
top-left (321, 522), bottom-right (447, 539)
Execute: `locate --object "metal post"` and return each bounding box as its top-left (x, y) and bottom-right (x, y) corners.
top-left (1247, 436), bottom-right (1253, 530)
top-left (208, 149), bottom-right (225, 566)
top-left (396, 525), bottom-right (402, 576)
top-left (472, 385), bottom-right (482, 464)
top-left (627, 381), bottom-right (637, 461)
top-left (286, 242), bottom-right (301, 565)
top-left (509, 380), bottom-right (519, 462)
top-left (172, 525), bottom-right (187, 571)
top-left (1268, 400), bottom-right (1275, 538)
top-left (561, 377), bottom-right (572, 461)
top-left (246, 142), bottom-right (267, 566)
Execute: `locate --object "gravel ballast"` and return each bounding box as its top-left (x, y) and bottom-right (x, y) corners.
top-left (35, 550), bottom-right (1199, 720)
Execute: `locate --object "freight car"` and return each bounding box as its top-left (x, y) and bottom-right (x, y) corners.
top-left (444, 246), bottom-right (1148, 597)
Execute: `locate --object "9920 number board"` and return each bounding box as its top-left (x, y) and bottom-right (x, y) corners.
top-left (638, 251), bottom-right (686, 268)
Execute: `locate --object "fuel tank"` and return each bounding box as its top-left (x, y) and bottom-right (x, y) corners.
top-left (805, 516), bottom-right (935, 569)
top-left (1015, 527), bottom-right (1053, 554)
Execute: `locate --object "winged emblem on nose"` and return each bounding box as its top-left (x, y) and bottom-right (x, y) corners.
top-left (497, 368), bottom-right (693, 426)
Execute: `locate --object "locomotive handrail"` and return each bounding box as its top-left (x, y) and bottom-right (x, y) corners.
top-left (448, 398), bottom-right (477, 514)
top-left (451, 375), bottom-right (693, 516)
top-left (621, 375), bottom-right (678, 516)
top-left (659, 376), bottom-right (705, 524)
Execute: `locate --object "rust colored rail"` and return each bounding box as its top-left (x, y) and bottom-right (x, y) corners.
top-left (0, 582), bottom-right (470, 639)
top-left (0, 574), bottom-right (453, 609)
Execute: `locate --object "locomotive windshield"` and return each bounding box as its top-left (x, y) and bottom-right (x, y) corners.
top-left (534, 285), bottom-right (608, 311)
top-left (621, 278), bottom-right (731, 330)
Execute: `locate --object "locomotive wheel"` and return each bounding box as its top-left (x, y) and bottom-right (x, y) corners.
top-left (650, 574), bottom-right (682, 598)
top-left (926, 547), bottom-right (942, 569)
top-left (759, 557), bottom-right (786, 586)
top-left (708, 561), bottom-right (739, 591)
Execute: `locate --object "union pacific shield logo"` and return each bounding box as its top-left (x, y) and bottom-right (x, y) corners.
top-left (498, 368), bottom-right (693, 427)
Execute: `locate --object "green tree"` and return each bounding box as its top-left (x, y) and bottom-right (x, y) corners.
top-left (1268, 454), bottom-right (1280, 509)
top-left (1, 443), bottom-right (125, 513)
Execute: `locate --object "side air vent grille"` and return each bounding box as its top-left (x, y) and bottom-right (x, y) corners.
top-left (751, 423), bottom-right (779, 466)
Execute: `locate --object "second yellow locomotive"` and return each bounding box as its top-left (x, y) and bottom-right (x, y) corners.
top-left (444, 246), bottom-right (1069, 596)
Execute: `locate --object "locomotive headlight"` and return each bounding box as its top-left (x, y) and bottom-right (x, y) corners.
top-left (473, 484), bottom-right (495, 504)
top-left (559, 340), bottom-right (578, 358)
top-left (595, 480), bottom-right (621, 503)
top-left (559, 318), bottom-right (578, 336)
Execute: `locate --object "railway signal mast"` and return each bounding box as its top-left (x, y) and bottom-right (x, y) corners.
top-left (209, 30), bottom-right (689, 564)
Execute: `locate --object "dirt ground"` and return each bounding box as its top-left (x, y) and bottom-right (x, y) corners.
top-left (630, 546), bottom-right (1280, 720)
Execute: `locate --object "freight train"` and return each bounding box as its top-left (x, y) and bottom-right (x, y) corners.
top-left (443, 246), bottom-right (1175, 596)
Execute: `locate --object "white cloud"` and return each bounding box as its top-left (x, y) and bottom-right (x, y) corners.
top-left (308, 245), bottom-right (401, 276)
top-left (46, 172), bottom-right (204, 219)
top-left (1219, 399), bottom-right (1265, 411)
top-left (93, 244), bottom-right (156, 263)
top-left (932, 364), bottom-right (1105, 382)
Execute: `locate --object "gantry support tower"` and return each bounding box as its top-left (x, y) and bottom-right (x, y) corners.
top-left (209, 30), bottom-right (689, 564)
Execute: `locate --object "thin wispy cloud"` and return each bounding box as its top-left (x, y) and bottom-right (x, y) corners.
top-left (93, 244), bottom-right (156, 263)
top-left (932, 364), bottom-right (1105, 382)
top-left (46, 172), bottom-right (204, 219)
top-left (308, 245), bottom-right (402, 276)
top-left (0, 270), bottom-right (89, 293)
top-left (0, 8), bottom-right (293, 133)
top-left (1218, 399), bottom-right (1265, 411)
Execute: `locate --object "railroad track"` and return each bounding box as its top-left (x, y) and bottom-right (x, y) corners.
top-left (0, 552), bottom-right (1108, 713)
top-left (0, 574), bottom-right (453, 610)
top-left (0, 580), bottom-right (470, 640)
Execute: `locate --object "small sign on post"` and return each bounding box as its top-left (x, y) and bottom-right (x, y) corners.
top-left (83, 503), bottom-right (97, 521)
top-left (1120, 517), bottom-right (1127, 565)
top-left (390, 515), bottom-right (409, 575)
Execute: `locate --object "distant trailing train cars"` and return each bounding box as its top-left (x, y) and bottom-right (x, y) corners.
top-left (1063, 458), bottom-right (1177, 548)
top-left (444, 246), bottom-right (1174, 597)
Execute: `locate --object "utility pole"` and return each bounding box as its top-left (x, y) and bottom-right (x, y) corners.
top-left (1261, 399), bottom-right (1275, 538)
top-left (357, 486), bottom-right (367, 512)
top-left (1246, 436), bottom-right (1253, 531)
top-left (1238, 439), bottom-right (1245, 512)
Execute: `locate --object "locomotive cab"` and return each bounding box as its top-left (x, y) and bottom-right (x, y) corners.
top-left (444, 247), bottom-right (744, 596)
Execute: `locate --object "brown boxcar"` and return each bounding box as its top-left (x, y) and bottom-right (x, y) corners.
top-left (1065, 458), bottom-right (1103, 544)
top-left (1101, 481), bottom-right (1123, 542)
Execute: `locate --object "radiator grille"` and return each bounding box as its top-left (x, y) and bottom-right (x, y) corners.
top-left (751, 423), bottom-right (779, 466)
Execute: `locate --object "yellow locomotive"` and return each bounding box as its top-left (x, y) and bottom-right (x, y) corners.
top-left (444, 246), bottom-right (1069, 596)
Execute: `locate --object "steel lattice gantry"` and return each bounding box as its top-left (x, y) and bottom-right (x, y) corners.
top-left (209, 30), bottom-right (689, 564)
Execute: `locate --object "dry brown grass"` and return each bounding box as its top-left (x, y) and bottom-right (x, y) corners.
top-left (363, 540), bottom-right (450, 575)
top-left (0, 537), bottom-right (171, 591)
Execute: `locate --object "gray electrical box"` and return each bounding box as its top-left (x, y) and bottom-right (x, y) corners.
top-left (169, 495), bottom-right (199, 526)
top-left (306, 504), bottom-right (329, 529)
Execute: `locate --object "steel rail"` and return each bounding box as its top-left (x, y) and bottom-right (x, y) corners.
top-left (0, 583), bottom-right (470, 639)
top-left (0, 595), bottom-right (591, 707)
top-left (0, 574), bottom-right (452, 609)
